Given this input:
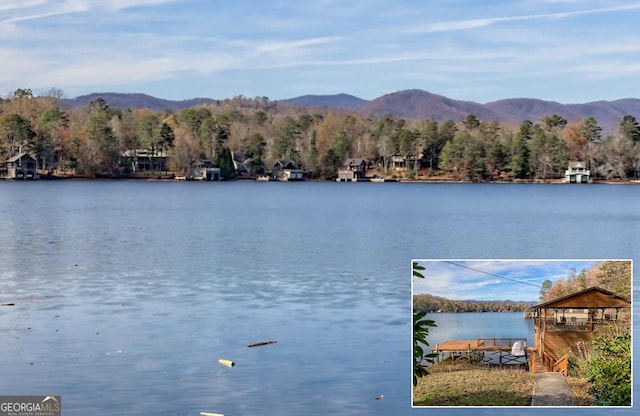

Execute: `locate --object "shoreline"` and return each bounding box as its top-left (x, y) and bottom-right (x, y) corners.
top-left (5, 172), bottom-right (639, 185)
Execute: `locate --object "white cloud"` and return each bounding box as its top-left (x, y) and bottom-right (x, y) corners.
top-left (0, 0), bottom-right (183, 26)
top-left (0, 0), bottom-right (638, 101)
top-left (0, 0), bottom-right (89, 26)
top-left (0, 0), bottom-right (47, 12)
top-left (412, 260), bottom-right (596, 299)
top-left (410, 3), bottom-right (640, 33)
top-left (109, 0), bottom-right (182, 10)
top-left (251, 36), bottom-right (343, 53)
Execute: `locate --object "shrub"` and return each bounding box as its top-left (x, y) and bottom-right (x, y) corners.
top-left (584, 333), bottom-right (631, 406)
top-left (413, 262), bottom-right (438, 386)
top-left (413, 311), bottom-right (437, 386)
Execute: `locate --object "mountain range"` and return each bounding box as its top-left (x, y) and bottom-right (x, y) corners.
top-left (62, 89), bottom-right (640, 136)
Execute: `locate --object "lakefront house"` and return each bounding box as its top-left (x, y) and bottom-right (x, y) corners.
top-left (122, 149), bottom-right (169, 173)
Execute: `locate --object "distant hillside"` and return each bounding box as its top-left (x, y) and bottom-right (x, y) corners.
top-left (287, 89), bottom-right (639, 136)
top-left (61, 93), bottom-right (216, 112)
top-left (357, 90), bottom-right (639, 136)
top-left (61, 90), bottom-right (640, 136)
top-left (484, 98), bottom-right (583, 124)
top-left (280, 93), bottom-right (366, 109)
top-left (358, 89), bottom-right (500, 121)
top-left (413, 293), bottom-right (534, 313)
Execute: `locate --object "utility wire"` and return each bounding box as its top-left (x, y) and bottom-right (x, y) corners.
top-left (443, 261), bottom-right (542, 288)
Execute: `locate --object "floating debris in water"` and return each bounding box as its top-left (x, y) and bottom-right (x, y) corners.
top-left (1, 303), bottom-right (15, 306)
top-left (375, 395), bottom-right (384, 400)
top-left (247, 340), bottom-right (277, 348)
top-left (200, 412), bottom-right (224, 416)
top-left (218, 359), bottom-right (235, 368)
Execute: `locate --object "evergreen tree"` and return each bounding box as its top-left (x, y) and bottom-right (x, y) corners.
top-left (619, 115), bottom-right (640, 143)
top-left (216, 147), bottom-right (237, 180)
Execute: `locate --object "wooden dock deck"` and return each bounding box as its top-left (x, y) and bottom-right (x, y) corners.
top-left (434, 338), bottom-right (535, 352)
top-left (431, 338), bottom-right (548, 372)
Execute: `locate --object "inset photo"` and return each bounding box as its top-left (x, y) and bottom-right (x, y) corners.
top-left (411, 259), bottom-right (632, 408)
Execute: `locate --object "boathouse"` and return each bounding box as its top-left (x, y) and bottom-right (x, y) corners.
top-left (337, 158), bottom-right (368, 182)
top-left (273, 160), bottom-right (303, 181)
top-left (1, 152), bottom-right (38, 180)
top-left (188, 159), bottom-right (220, 181)
top-left (532, 286), bottom-right (630, 375)
top-left (563, 161), bottom-right (590, 183)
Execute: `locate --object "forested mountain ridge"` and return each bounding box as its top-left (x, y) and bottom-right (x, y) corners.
top-left (62, 93), bottom-right (217, 112)
top-left (58, 89), bottom-right (640, 137)
top-left (280, 93), bottom-right (366, 109)
top-left (413, 293), bottom-right (535, 313)
top-left (2, 88), bottom-right (640, 181)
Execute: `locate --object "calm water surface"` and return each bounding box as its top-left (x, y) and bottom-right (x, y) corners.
top-left (0, 181), bottom-right (638, 415)
top-left (426, 312), bottom-right (534, 347)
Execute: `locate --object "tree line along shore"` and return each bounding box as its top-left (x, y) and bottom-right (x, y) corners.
top-left (2, 88), bottom-right (640, 181)
top-left (412, 294), bottom-right (533, 313)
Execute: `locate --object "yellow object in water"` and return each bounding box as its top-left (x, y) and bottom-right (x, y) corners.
top-left (218, 359), bottom-right (235, 367)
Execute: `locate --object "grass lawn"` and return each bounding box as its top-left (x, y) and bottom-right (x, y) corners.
top-left (413, 362), bottom-right (535, 406)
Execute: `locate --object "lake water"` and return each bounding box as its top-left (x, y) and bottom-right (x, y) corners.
top-left (426, 312), bottom-right (534, 349)
top-left (0, 181), bottom-right (638, 415)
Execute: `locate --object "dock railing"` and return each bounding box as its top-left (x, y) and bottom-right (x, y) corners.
top-left (477, 337), bottom-right (527, 348)
top-left (536, 318), bottom-right (594, 332)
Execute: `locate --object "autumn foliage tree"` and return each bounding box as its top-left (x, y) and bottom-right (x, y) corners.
top-left (539, 261), bottom-right (631, 303)
top-left (1, 89), bottom-right (640, 181)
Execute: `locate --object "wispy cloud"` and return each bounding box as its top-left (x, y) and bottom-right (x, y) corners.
top-left (248, 36), bottom-right (344, 54)
top-left (109, 0), bottom-right (181, 11)
top-left (0, 0), bottom-right (47, 12)
top-left (0, 0), bottom-right (183, 26)
top-left (411, 3), bottom-right (640, 33)
top-left (1, 0), bottom-right (639, 101)
top-left (413, 260), bottom-right (596, 300)
top-left (0, 1), bottom-right (90, 26)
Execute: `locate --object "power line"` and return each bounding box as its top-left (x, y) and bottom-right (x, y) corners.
top-left (443, 261), bottom-right (542, 288)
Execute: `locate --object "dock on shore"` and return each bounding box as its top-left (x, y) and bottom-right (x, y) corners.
top-left (431, 338), bottom-right (546, 372)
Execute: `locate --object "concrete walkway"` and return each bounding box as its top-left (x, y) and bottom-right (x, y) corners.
top-left (531, 373), bottom-right (574, 406)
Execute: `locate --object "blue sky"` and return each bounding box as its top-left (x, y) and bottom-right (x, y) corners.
top-left (1, 0), bottom-right (640, 103)
top-left (412, 260), bottom-right (600, 302)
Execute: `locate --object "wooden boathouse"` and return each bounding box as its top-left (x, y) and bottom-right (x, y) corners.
top-left (531, 286), bottom-right (631, 375)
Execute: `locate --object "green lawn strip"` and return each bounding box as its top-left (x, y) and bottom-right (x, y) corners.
top-left (413, 362), bottom-right (534, 406)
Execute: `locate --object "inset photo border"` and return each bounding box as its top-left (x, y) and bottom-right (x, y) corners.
top-left (411, 259), bottom-right (633, 408)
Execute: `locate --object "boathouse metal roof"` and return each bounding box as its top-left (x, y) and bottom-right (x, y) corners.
top-left (535, 286), bottom-right (630, 309)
